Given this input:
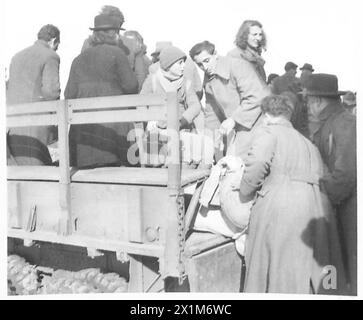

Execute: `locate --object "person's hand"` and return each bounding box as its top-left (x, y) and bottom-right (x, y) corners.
top-left (219, 118), bottom-right (235, 135)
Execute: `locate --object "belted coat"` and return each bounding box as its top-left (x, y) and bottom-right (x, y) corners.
top-left (240, 118), bottom-right (345, 294)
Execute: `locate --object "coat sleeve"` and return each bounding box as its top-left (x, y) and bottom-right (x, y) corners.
top-left (134, 55), bottom-right (149, 91)
top-left (182, 82), bottom-right (202, 123)
top-left (230, 59), bottom-right (270, 129)
top-left (239, 125), bottom-right (276, 201)
top-left (320, 114), bottom-right (356, 204)
top-left (115, 50), bottom-right (139, 94)
top-left (41, 53), bottom-right (61, 100)
top-left (64, 60), bottom-right (78, 99)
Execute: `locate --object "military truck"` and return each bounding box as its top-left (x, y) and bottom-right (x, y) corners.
top-left (7, 92), bottom-right (243, 293)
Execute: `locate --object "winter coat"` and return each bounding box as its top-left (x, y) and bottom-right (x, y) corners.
top-left (310, 101), bottom-right (357, 294)
top-left (65, 43), bottom-right (138, 168)
top-left (82, 35), bottom-right (150, 91)
top-left (203, 55), bottom-right (270, 158)
top-left (140, 69), bottom-right (201, 126)
top-left (240, 118), bottom-right (346, 294)
top-left (227, 47), bottom-right (267, 83)
top-left (6, 40), bottom-right (60, 165)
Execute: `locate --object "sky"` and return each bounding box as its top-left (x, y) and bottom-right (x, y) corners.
top-left (1, 0), bottom-right (361, 94)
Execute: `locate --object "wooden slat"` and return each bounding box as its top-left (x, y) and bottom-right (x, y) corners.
top-left (69, 107), bottom-right (166, 125)
top-left (128, 255), bottom-right (144, 292)
top-left (57, 100), bottom-right (72, 236)
top-left (8, 229), bottom-right (164, 257)
top-left (68, 94), bottom-right (166, 110)
top-left (166, 92), bottom-right (181, 193)
top-left (70, 167), bottom-right (209, 186)
top-left (7, 114), bottom-right (58, 127)
top-left (127, 188), bottom-right (144, 243)
top-left (7, 166), bottom-right (60, 181)
top-left (8, 182), bottom-right (22, 229)
top-left (7, 100), bottom-right (60, 116)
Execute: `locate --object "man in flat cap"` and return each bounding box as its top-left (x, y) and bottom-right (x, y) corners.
top-left (272, 61), bottom-right (301, 95)
top-left (300, 63), bottom-right (314, 88)
top-left (304, 74), bottom-right (357, 295)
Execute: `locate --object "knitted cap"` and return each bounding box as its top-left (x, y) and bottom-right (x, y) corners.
top-left (159, 46), bottom-right (186, 70)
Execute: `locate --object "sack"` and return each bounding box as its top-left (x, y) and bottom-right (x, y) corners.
top-left (194, 156), bottom-right (252, 235)
top-left (219, 166), bottom-right (252, 229)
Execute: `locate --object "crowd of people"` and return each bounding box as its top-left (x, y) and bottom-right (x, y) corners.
top-left (6, 5), bottom-right (357, 295)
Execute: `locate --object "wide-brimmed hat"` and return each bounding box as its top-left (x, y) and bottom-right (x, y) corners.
top-left (303, 73), bottom-right (346, 97)
top-left (300, 63), bottom-right (314, 72)
top-left (90, 14), bottom-right (125, 31)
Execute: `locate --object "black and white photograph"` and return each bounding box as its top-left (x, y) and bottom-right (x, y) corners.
top-left (1, 0), bottom-right (360, 300)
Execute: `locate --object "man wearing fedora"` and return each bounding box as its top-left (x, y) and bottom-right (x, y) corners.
top-left (81, 5), bottom-right (146, 89)
top-left (6, 24), bottom-right (61, 165)
top-left (65, 14), bottom-right (138, 169)
top-left (300, 63), bottom-right (314, 88)
top-left (304, 73), bottom-right (357, 295)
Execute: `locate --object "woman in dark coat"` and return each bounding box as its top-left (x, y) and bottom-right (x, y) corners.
top-left (239, 95), bottom-right (345, 294)
top-left (65, 14), bottom-right (138, 169)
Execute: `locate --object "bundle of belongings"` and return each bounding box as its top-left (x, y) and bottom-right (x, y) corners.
top-left (140, 122), bottom-right (214, 168)
top-left (192, 156), bottom-right (253, 255)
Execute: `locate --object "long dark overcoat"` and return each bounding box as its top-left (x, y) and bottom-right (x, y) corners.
top-left (65, 43), bottom-right (138, 168)
top-left (311, 102), bottom-right (357, 294)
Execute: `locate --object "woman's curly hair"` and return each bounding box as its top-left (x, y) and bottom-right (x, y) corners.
top-left (235, 20), bottom-right (267, 54)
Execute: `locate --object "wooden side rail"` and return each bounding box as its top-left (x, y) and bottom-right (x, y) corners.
top-left (7, 93), bottom-right (180, 238)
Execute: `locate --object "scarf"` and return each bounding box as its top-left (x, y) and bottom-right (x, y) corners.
top-left (156, 68), bottom-right (184, 92)
top-left (238, 47), bottom-right (267, 82)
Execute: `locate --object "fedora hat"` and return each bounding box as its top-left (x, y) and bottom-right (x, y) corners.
top-left (300, 63), bottom-right (314, 72)
top-left (90, 14), bottom-right (125, 31)
top-left (303, 73), bottom-right (346, 97)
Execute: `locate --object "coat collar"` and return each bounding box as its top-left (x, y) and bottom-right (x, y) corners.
top-left (34, 39), bottom-right (51, 49)
top-left (204, 56), bottom-right (231, 85)
top-left (265, 117), bottom-right (293, 128)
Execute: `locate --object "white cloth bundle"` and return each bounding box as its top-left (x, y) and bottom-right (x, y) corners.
top-left (193, 156), bottom-right (253, 255)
